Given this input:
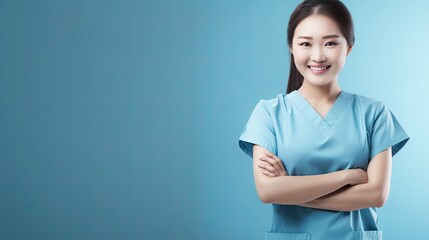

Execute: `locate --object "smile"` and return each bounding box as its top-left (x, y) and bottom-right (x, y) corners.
top-left (307, 65), bottom-right (331, 74)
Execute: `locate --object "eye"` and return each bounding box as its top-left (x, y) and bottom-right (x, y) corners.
top-left (299, 42), bottom-right (311, 47)
top-left (325, 42), bottom-right (338, 46)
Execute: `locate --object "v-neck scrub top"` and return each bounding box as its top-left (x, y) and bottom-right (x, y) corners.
top-left (238, 90), bottom-right (410, 240)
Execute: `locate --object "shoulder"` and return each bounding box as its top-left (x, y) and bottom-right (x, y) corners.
top-left (258, 93), bottom-right (292, 113)
top-left (346, 91), bottom-right (387, 118)
top-left (348, 91), bottom-right (380, 105)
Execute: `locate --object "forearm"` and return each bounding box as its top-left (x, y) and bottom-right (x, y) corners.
top-left (298, 182), bottom-right (383, 211)
top-left (262, 170), bottom-right (350, 205)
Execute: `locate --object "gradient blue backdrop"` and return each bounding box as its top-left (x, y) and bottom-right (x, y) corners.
top-left (0, 0), bottom-right (427, 239)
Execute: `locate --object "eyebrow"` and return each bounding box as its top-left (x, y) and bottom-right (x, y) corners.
top-left (297, 34), bottom-right (340, 39)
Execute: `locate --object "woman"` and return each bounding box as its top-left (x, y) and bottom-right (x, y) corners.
top-left (238, 0), bottom-right (410, 239)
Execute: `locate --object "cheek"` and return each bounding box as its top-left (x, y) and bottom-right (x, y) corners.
top-left (292, 51), bottom-right (308, 65)
top-left (293, 58), bottom-right (308, 72)
top-left (332, 48), bottom-right (348, 62)
top-left (331, 52), bottom-right (347, 67)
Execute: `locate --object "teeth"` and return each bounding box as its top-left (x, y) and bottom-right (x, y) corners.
top-left (310, 66), bottom-right (328, 70)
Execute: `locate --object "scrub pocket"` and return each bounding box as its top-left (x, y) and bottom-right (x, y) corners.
top-left (265, 231), bottom-right (311, 240)
top-left (352, 230), bottom-right (382, 240)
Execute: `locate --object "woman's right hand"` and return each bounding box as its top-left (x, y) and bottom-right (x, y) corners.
top-left (346, 169), bottom-right (368, 185)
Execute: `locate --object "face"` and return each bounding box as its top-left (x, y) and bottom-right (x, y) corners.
top-left (290, 14), bottom-right (352, 87)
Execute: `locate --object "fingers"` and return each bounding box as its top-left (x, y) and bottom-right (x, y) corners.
top-left (261, 169), bottom-right (277, 177)
top-left (261, 151), bottom-right (288, 176)
top-left (258, 156), bottom-right (281, 176)
top-left (265, 151), bottom-right (287, 173)
top-left (257, 160), bottom-right (279, 177)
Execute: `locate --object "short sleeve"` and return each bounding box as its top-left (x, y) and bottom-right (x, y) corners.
top-left (370, 101), bottom-right (410, 159)
top-left (238, 100), bottom-right (277, 159)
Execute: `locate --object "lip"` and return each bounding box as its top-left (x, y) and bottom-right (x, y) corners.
top-left (307, 65), bottom-right (331, 74)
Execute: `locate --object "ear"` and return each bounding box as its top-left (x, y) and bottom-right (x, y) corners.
top-left (346, 46), bottom-right (353, 56)
top-left (289, 46), bottom-right (294, 55)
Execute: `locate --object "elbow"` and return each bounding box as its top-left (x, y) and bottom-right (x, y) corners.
top-left (257, 188), bottom-right (272, 203)
top-left (258, 189), bottom-right (296, 205)
top-left (374, 195), bottom-right (388, 208)
top-left (255, 180), bottom-right (272, 203)
top-left (255, 177), bottom-right (296, 204)
top-left (255, 181), bottom-right (273, 204)
top-left (259, 194), bottom-right (271, 204)
top-left (373, 189), bottom-right (389, 208)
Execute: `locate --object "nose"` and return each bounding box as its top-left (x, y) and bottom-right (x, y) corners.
top-left (311, 46), bottom-right (326, 62)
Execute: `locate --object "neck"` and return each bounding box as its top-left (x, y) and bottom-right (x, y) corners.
top-left (298, 81), bottom-right (341, 104)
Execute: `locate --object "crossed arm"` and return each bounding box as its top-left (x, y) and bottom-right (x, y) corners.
top-left (252, 144), bottom-right (392, 211)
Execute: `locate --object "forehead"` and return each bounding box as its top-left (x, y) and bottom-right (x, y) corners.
top-left (294, 14), bottom-right (343, 39)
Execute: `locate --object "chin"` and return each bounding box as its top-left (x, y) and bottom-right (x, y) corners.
top-left (303, 77), bottom-right (335, 86)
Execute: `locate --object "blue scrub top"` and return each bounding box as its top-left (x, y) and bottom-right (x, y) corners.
top-left (238, 90), bottom-right (410, 240)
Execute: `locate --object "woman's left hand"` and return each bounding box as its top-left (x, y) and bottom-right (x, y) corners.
top-left (257, 151), bottom-right (288, 177)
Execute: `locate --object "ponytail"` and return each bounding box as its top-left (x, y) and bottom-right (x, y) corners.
top-left (286, 54), bottom-right (303, 94)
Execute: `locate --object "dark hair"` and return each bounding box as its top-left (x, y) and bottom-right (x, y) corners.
top-left (286, 0), bottom-right (355, 94)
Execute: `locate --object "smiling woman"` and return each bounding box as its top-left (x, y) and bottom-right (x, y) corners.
top-left (291, 14), bottom-right (350, 88)
top-left (238, 0), bottom-right (410, 240)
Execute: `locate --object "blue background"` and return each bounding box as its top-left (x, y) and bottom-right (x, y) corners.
top-left (0, 0), bottom-right (427, 239)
